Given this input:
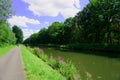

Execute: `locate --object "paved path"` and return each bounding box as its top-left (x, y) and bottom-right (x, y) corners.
top-left (0, 46), bottom-right (26, 80)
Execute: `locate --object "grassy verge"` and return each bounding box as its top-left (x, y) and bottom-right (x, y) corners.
top-left (0, 45), bottom-right (15, 56)
top-left (20, 45), bottom-right (66, 80)
top-left (26, 47), bottom-right (78, 80)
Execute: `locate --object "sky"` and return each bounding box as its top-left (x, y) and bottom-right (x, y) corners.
top-left (7, 0), bottom-right (89, 40)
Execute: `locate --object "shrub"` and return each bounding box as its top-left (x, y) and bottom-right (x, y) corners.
top-left (48, 56), bottom-right (77, 80)
top-left (48, 57), bottom-right (62, 70)
top-left (59, 60), bottom-right (77, 80)
top-left (33, 48), bottom-right (48, 62)
top-left (26, 47), bottom-right (78, 80)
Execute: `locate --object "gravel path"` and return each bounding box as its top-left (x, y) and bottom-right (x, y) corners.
top-left (0, 46), bottom-right (26, 80)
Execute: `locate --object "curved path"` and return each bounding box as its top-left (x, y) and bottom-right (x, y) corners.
top-left (0, 46), bottom-right (26, 80)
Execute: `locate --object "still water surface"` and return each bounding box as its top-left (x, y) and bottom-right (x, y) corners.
top-left (43, 48), bottom-right (120, 80)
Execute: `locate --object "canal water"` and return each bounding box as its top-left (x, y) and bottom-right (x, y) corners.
top-left (43, 48), bottom-right (120, 80)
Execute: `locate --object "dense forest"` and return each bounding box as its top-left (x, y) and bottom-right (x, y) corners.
top-left (24, 0), bottom-right (120, 51)
top-left (0, 0), bottom-right (23, 46)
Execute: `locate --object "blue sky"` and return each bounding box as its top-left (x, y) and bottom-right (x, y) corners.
top-left (7, 0), bottom-right (89, 39)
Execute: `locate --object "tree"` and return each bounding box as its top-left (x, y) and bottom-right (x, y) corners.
top-left (24, 0), bottom-right (120, 46)
top-left (37, 28), bottom-right (49, 44)
top-left (0, 0), bottom-right (16, 46)
top-left (0, 21), bottom-right (16, 46)
top-left (76, 0), bottom-right (120, 44)
top-left (0, 0), bottom-right (14, 20)
top-left (12, 25), bottom-right (23, 44)
top-left (47, 22), bottom-right (62, 44)
top-left (25, 33), bottom-right (39, 44)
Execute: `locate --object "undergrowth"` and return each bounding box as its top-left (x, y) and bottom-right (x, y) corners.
top-left (27, 46), bottom-right (78, 80)
top-left (20, 45), bottom-right (66, 80)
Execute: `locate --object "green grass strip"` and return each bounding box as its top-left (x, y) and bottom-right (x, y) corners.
top-left (20, 45), bottom-right (66, 80)
top-left (0, 45), bottom-right (15, 56)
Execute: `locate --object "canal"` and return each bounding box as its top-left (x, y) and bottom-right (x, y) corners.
top-left (43, 47), bottom-right (120, 80)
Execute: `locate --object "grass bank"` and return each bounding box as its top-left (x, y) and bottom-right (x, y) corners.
top-left (0, 45), bottom-right (15, 56)
top-left (27, 47), bottom-right (78, 80)
top-left (20, 45), bottom-right (66, 80)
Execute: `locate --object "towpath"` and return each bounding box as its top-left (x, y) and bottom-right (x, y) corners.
top-left (0, 46), bottom-right (26, 80)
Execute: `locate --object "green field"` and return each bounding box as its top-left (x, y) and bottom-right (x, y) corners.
top-left (0, 45), bottom-right (15, 56)
top-left (20, 46), bottom-right (66, 80)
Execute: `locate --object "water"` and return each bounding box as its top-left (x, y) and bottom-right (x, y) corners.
top-left (43, 48), bottom-right (120, 80)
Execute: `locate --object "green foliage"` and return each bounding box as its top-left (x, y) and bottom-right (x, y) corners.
top-left (24, 0), bottom-right (120, 52)
top-left (59, 60), bottom-right (77, 80)
top-left (33, 48), bottom-right (49, 62)
top-left (37, 28), bottom-right (49, 44)
top-left (0, 0), bottom-right (14, 20)
top-left (48, 57), bottom-right (62, 70)
top-left (47, 57), bottom-right (77, 80)
top-left (0, 45), bottom-right (15, 56)
top-left (20, 45), bottom-right (66, 80)
top-left (24, 20), bottom-right (74, 45)
top-left (49, 57), bottom-right (77, 80)
top-left (25, 33), bottom-right (39, 44)
top-left (12, 25), bottom-right (23, 44)
top-left (0, 0), bottom-right (16, 46)
top-left (76, 0), bottom-right (120, 43)
top-left (0, 21), bottom-right (16, 46)
top-left (27, 47), bottom-right (78, 80)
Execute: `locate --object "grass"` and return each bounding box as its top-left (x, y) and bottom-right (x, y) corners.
top-left (0, 45), bottom-right (15, 56)
top-left (43, 47), bottom-right (120, 80)
top-left (27, 47), bottom-right (78, 80)
top-left (20, 45), bottom-right (66, 80)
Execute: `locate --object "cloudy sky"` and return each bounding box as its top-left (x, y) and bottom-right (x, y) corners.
top-left (7, 0), bottom-right (89, 39)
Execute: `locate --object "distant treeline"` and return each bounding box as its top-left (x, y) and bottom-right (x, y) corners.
top-left (24, 0), bottom-right (120, 51)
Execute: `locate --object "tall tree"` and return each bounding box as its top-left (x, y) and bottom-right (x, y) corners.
top-left (0, 0), bottom-right (14, 20)
top-left (0, 0), bottom-right (16, 46)
top-left (0, 21), bottom-right (16, 46)
top-left (76, 0), bottom-right (120, 43)
top-left (24, 0), bottom-right (120, 45)
top-left (12, 25), bottom-right (23, 44)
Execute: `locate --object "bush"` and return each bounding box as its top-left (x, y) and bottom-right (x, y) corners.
top-left (27, 47), bottom-right (78, 80)
top-left (32, 48), bottom-right (49, 62)
top-left (59, 60), bottom-right (77, 80)
top-left (48, 57), bottom-right (62, 70)
top-left (48, 57), bottom-right (77, 80)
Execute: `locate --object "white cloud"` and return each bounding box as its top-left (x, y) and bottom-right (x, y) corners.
top-left (22, 0), bottom-right (80, 18)
top-left (7, 15), bottom-right (40, 27)
top-left (44, 21), bottom-right (49, 25)
top-left (22, 29), bottom-right (39, 40)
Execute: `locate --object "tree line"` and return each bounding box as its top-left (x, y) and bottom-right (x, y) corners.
top-left (0, 0), bottom-right (23, 46)
top-left (24, 0), bottom-right (120, 47)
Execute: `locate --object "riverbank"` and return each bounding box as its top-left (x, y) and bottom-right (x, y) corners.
top-left (26, 46), bottom-right (79, 80)
top-left (43, 47), bottom-right (120, 80)
top-left (23, 44), bottom-right (120, 80)
top-left (20, 46), bottom-right (66, 80)
top-left (25, 43), bottom-right (120, 58)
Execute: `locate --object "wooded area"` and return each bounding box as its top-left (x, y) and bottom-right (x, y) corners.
top-left (0, 0), bottom-right (23, 46)
top-left (24, 0), bottom-right (120, 51)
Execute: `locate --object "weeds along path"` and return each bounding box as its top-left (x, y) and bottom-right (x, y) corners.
top-left (0, 46), bottom-right (26, 80)
top-left (20, 46), bottom-right (66, 80)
